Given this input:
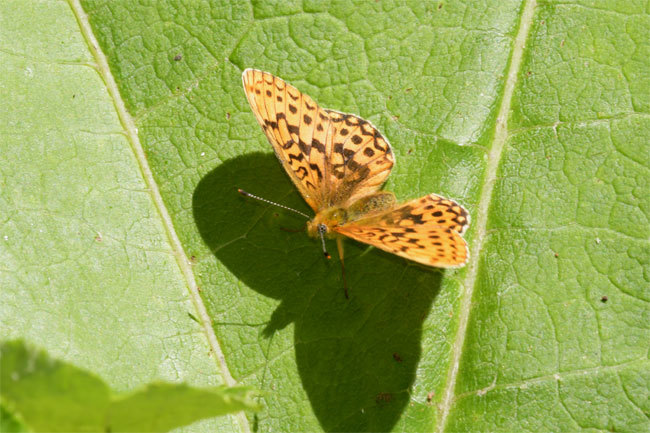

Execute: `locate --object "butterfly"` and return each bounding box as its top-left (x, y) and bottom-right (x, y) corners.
top-left (241, 69), bottom-right (469, 295)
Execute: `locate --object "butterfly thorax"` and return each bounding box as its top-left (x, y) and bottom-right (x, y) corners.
top-left (307, 191), bottom-right (397, 239)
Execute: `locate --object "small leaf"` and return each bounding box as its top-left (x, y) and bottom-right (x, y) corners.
top-left (109, 384), bottom-right (260, 433)
top-left (0, 341), bottom-right (260, 432)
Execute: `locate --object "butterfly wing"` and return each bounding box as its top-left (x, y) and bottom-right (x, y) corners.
top-left (321, 109), bottom-right (394, 208)
top-left (242, 69), bottom-right (322, 211)
top-left (334, 194), bottom-right (470, 267)
top-left (242, 69), bottom-right (394, 212)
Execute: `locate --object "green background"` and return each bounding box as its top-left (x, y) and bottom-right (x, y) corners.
top-left (1, 0), bottom-right (648, 431)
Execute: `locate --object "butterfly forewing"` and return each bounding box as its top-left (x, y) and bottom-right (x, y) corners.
top-left (309, 107), bottom-right (332, 205)
top-left (242, 69), bottom-right (394, 211)
top-left (324, 110), bottom-right (395, 207)
top-left (334, 194), bottom-right (470, 267)
top-left (243, 69), bottom-right (320, 210)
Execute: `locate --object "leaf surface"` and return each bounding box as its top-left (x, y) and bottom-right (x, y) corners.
top-left (1, 0), bottom-right (647, 431)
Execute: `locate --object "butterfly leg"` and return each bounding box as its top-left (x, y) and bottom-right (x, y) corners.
top-left (337, 237), bottom-right (349, 299)
top-left (279, 224), bottom-right (306, 233)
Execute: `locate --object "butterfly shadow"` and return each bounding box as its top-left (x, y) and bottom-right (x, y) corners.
top-left (193, 152), bottom-right (443, 432)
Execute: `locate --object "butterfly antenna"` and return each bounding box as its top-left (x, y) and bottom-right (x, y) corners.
top-left (317, 224), bottom-right (331, 260)
top-left (238, 189), bottom-right (310, 219)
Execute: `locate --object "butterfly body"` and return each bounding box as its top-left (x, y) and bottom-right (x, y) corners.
top-left (242, 69), bottom-right (470, 269)
top-left (307, 207), bottom-right (346, 240)
top-left (308, 191), bottom-right (397, 240)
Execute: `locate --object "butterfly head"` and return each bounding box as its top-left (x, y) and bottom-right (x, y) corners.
top-left (307, 208), bottom-right (346, 260)
top-left (307, 207), bottom-right (347, 240)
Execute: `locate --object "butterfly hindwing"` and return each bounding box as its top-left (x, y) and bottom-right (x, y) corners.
top-left (334, 194), bottom-right (470, 267)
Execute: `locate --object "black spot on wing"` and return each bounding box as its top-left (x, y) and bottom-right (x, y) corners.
top-left (309, 163), bottom-right (323, 179)
top-left (343, 149), bottom-right (355, 162)
top-left (298, 139), bottom-right (310, 154)
top-left (296, 166), bottom-right (308, 179)
top-left (312, 138), bottom-right (325, 153)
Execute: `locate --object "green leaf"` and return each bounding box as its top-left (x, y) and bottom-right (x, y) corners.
top-left (0, 404), bottom-right (29, 433)
top-left (1, 0), bottom-right (647, 432)
top-left (0, 341), bottom-right (259, 432)
top-left (109, 384), bottom-right (260, 433)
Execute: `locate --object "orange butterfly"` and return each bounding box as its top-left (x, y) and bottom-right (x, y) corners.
top-left (241, 69), bottom-right (469, 295)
